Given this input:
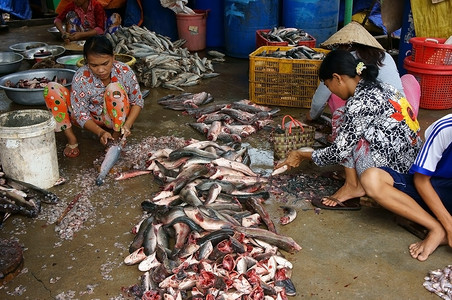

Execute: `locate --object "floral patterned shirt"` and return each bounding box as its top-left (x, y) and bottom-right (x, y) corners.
top-left (312, 80), bottom-right (422, 174)
top-left (70, 61), bottom-right (144, 128)
top-left (55, 0), bottom-right (106, 34)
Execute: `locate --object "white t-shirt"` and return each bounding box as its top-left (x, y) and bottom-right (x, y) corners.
top-left (410, 114), bottom-right (452, 178)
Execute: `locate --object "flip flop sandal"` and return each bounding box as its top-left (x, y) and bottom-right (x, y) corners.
top-left (311, 196), bottom-right (361, 211)
top-left (63, 143), bottom-right (80, 158)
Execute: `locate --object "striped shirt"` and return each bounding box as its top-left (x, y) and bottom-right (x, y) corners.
top-left (410, 114), bottom-right (452, 178)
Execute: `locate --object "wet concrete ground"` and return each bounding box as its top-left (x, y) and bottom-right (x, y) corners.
top-left (1, 21), bottom-right (452, 299)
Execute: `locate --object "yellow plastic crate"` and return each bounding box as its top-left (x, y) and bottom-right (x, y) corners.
top-left (249, 46), bottom-right (329, 108)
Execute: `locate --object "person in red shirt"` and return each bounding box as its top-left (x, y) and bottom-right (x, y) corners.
top-left (54, 0), bottom-right (115, 42)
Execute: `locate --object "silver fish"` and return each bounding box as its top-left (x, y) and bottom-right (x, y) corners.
top-left (96, 139), bottom-right (125, 186)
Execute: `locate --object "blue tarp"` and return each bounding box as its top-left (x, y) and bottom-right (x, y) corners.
top-left (0, 0), bottom-right (32, 20)
top-left (339, 0), bottom-right (401, 37)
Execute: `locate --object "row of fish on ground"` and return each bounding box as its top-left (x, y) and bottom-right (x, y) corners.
top-left (106, 25), bottom-right (223, 91)
top-left (0, 166), bottom-right (60, 225)
top-left (157, 92), bottom-right (279, 143)
top-left (119, 139), bottom-right (301, 299)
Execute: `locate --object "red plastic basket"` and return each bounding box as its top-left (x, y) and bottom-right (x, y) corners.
top-left (256, 29), bottom-right (316, 49)
top-left (404, 58), bottom-right (452, 110)
top-left (409, 37), bottom-right (452, 66)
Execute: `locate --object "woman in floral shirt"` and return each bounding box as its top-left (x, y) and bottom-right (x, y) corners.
top-left (44, 35), bottom-right (144, 157)
top-left (275, 50), bottom-right (422, 209)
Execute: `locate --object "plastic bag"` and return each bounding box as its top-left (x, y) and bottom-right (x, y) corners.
top-left (160, 0), bottom-right (195, 14)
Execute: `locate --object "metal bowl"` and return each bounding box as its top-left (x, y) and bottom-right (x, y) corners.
top-left (47, 26), bottom-right (64, 39)
top-left (56, 54), bottom-right (83, 70)
top-left (76, 54), bottom-right (137, 67)
top-left (22, 45), bottom-right (66, 63)
top-left (0, 52), bottom-right (24, 74)
top-left (0, 68), bottom-right (76, 106)
top-left (9, 42), bottom-right (48, 53)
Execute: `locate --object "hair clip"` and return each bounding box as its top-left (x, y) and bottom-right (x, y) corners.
top-left (356, 62), bottom-right (366, 75)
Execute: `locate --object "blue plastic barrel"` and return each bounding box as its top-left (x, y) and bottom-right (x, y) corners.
top-left (141, 0), bottom-right (178, 41)
top-left (224, 0), bottom-right (279, 58)
top-left (193, 0), bottom-right (225, 48)
top-left (282, 0), bottom-right (340, 46)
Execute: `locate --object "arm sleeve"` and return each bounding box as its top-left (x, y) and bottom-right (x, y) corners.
top-left (309, 81), bottom-right (332, 120)
top-left (410, 119), bottom-right (452, 176)
top-left (54, 2), bottom-right (74, 23)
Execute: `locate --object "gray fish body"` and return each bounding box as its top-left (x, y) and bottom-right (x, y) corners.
top-left (129, 216), bottom-right (154, 253)
top-left (96, 144), bottom-right (122, 186)
top-left (168, 147), bottom-right (218, 161)
top-left (234, 226), bottom-right (302, 253)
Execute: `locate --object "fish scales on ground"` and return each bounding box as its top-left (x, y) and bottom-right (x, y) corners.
top-left (109, 25), bottom-right (219, 90)
top-left (120, 139), bottom-right (301, 298)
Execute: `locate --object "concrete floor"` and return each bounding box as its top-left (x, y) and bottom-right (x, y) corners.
top-left (0, 21), bottom-right (451, 299)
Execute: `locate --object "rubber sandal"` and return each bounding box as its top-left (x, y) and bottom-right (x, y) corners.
top-left (311, 196), bottom-right (361, 211)
top-left (63, 143), bottom-right (80, 158)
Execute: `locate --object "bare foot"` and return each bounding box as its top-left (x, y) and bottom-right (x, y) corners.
top-left (408, 228), bottom-right (447, 261)
top-left (322, 182), bottom-right (366, 207)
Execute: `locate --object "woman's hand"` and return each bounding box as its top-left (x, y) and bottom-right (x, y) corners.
top-left (67, 32), bottom-right (83, 41)
top-left (275, 147), bottom-right (314, 170)
top-left (61, 32), bottom-right (70, 42)
top-left (99, 130), bottom-right (114, 145)
top-left (121, 124), bottom-right (131, 138)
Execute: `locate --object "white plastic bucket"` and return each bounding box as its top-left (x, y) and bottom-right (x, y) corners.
top-left (0, 109), bottom-right (59, 189)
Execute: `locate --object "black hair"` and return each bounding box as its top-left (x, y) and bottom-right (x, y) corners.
top-left (351, 44), bottom-right (385, 67)
top-left (83, 35), bottom-right (114, 60)
top-left (318, 49), bottom-right (380, 88)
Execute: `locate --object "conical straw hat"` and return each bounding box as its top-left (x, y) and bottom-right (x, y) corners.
top-left (320, 21), bottom-right (384, 50)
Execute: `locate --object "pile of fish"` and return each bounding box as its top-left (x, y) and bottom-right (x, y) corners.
top-left (157, 92), bottom-right (279, 142)
top-left (106, 25), bottom-right (221, 91)
top-left (423, 265), bottom-right (452, 300)
top-left (260, 27), bottom-right (315, 46)
top-left (0, 166), bottom-right (60, 225)
top-left (257, 46), bottom-right (326, 60)
top-left (187, 99), bottom-right (279, 143)
top-left (121, 140), bottom-right (301, 299)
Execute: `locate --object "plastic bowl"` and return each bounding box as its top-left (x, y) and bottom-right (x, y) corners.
top-left (56, 54), bottom-right (83, 70)
top-left (0, 68), bottom-right (76, 106)
top-left (9, 42), bottom-right (48, 53)
top-left (76, 54), bottom-right (137, 67)
top-left (0, 52), bottom-right (24, 74)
